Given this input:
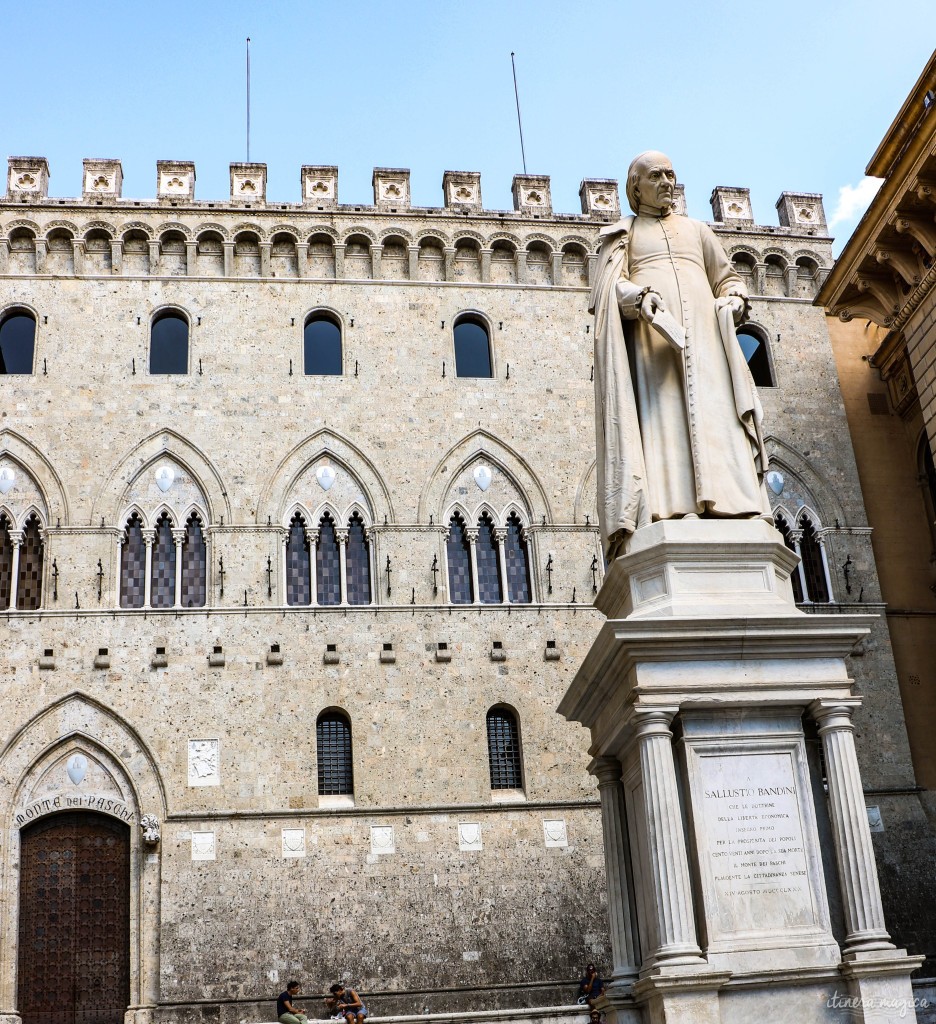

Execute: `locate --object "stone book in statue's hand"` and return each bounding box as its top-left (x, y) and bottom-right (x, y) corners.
top-left (650, 307), bottom-right (686, 351)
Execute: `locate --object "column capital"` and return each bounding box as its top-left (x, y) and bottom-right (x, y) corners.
top-left (810, 699), bottom-right (861, 734)
top-left (142, 529), bottom-right (156, 546)
top-left (335, 528), bottom-right (349, 545)
top-left (631, 706), bottom-right (678, 738)
top-left (465, 527), bottom-right (480, 543)
top-left (171, 528), bottom-right (186, 544)
top-left (493, 527), bottom-right (508, 543)
top-left (590, 755), bottom-right (624, 787)
top-left (8, 529), bottom-right (24, 546)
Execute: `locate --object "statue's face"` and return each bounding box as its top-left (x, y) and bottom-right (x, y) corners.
top-left (636, 157), bottom-right (676, 212)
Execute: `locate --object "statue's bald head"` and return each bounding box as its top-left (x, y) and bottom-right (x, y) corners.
top-left (626, 151), bottom-right (675, 214)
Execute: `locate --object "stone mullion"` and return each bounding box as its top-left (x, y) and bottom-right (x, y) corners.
top-left (142, 529), bottom-right (155, 608)
top-left (280, 532), bottom-right (289, 606)
top-left (407, 245), bottom-right (419, 280)
top-left (222, 242), bottom-right (234, 277)
top-left (550, 251), bottom-right (563, 286)
top-left (185, 241), bottom-right (198, 276)
top-left (259, 242), bottom-right (271, 277)
top-left (466, 527), bottom-right (481, 605)
top-left (110, 240), bottom-right (123, 275)
top-left (295, 242), bottom-right (309, 279)
top-left (370, 245), bottom-right (382, 280)
top-left (592, 756), bottom-right (641, 980)
top-left (308, 527), bottom-right (319, 606)
top-left (115, 535), bottom-right (125, 609)
top-left (633, 709), bottom-right (704, 965)
top-left (336, 528), bottom-right (349, 606)
top-left (333, 243), bottom-right (346, 279)
top-left (364, 527), bottom-right (377, 606)
top-left (812, 701), bottom-right (894, 953)
top-left (494, 527), bottom-right (509, 604)
top-left (521, 526), bottom-right (537, 603)
top-left (515, 249), bottom-right (528, 284)
top-left (172, 529), bottom-right (185, 608)
top-left (8, 530), bottom-right (23, 609)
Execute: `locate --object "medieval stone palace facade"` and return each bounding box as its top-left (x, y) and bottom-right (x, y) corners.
top-left (0, 156), bottom-right (932, 1024)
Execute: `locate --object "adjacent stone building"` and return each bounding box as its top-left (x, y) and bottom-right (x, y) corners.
top-left (0, 152), bottom-right (931, 1024)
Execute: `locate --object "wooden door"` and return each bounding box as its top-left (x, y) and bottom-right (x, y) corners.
top-left (18, 812), bottom-right (130, 1024)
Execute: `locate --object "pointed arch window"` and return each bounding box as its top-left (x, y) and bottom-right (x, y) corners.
top-left (304, 312), bottom-right (342, 375)
top-left (346, 512), bottom-right (371, 606)
top-left (453, 314), bottom-right (493, 378)
top-left (476, 513), bottom-right (503, 604)
top-left (0, 308), bottom-right (36, 375)
top-left (446, 514), bottom-right (473, 604)
top-left (286, 513), bottom-right (312, 606)
top-left (120, 513), bottom-right (146, 609)
top-left (487, 706), bottom-right (523, 790)
top-left (316, 710), bottom-right (354, 796)
top-left (181, 513), bottom-right (207, 608)
top-left (0, 514), bottom-right (12, 609)
top-left (316, 514), bottom-right (341, 606)
top-left (149, 310), bottom-right (189, 374)
top-left (774, 512), bottom-right (804, 604)
top-left (799, 515), bottom-right (830, 603)
top-left (150, 513), bottom-right (176, 608)
top-left (16, 514), bottom-right (44, 610)
top-left (504, 512), bottom-right (532, 603)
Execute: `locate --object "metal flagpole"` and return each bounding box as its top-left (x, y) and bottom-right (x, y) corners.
top-left (246, 37), bottom-right (251, 162)
top-left (510, 52), bottom-right (527, 175)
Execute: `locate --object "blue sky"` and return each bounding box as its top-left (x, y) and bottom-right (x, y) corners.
top-left (3, 1), bottom-right (934, 248)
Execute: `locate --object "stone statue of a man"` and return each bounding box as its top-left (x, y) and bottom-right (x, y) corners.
top-left (590, 151), bottom-right (770, 559)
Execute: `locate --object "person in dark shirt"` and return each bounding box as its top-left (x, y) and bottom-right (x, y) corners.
top-left (277, 981), bottom-right (309, 1024)
top-left (577, 964), bottom-right (603, 1007)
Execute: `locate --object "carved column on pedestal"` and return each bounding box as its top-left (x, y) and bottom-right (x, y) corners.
top-left (811, 700), bottom-right (894, 954)
top-left (633, 708), bottom-right (705, 966)
top-left (592, 756), bottom-right (640, 982)
top-left (466, 527), bottom-right (481, 605)
top-left (336, 528), bottom-right (349, 607)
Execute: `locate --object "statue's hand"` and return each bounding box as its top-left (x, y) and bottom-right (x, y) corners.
top-left (639, 290), bottom-right (664, 323)
top-left (726, 295), bottom-right (746, 324)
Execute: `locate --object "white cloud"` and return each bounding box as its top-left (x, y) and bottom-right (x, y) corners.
top-left (829, 176), bottom-right (883, 228)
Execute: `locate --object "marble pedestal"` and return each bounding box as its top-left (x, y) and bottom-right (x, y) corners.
top-left (559, 521), bottom-right (922, 1024)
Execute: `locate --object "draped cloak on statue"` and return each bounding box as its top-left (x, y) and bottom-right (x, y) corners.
top-left (590, 210), bottom-right (770, 560)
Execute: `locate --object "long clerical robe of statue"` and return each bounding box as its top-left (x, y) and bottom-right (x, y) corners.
top-left (590, 208), bottom-right (769, 559)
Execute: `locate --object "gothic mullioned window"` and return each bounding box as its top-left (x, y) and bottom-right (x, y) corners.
top-left (504, 513), bottom-right (532, 603)
top-left (316, 710), bottom-right (353, 796)
top-left (316, 514), bottom-right (341, 606)
top-left (286, 513), bottom-right (312, 607)
top-left (446, 513), bottom-right (473, 604)
top-left (120, 513), bottom-right (146, 609)
top-left (0, 308), bottom-right (36, 375)
top-left (346, 512), bottom-right (371, 606)
top-left (150, 310), bottom-right (189, 374)
top-left (476, 513), bottom-right (503, 604)
top-left (487, 706), bottom-right (523, 790)
top-left (180, 514), bottom-right (207, 608)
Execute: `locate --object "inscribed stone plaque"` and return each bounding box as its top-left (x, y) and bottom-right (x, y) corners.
top-left (696, 750), bottom-right (815, 937)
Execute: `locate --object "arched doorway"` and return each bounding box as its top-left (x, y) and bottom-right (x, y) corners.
top-left (18, 812), bottom-right (130, 1024)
